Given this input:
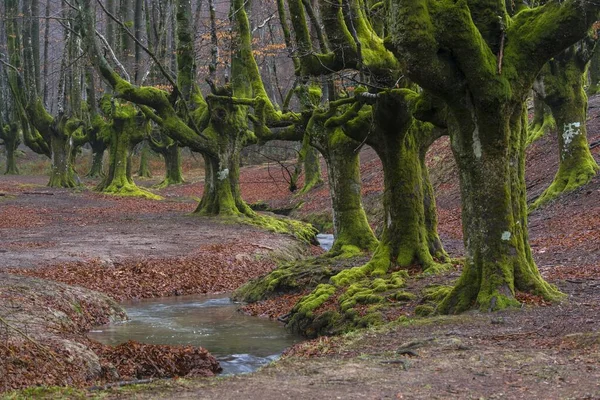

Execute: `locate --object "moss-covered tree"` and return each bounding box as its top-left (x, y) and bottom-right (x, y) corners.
top-left (387, 0), bottom-right (600, 312)
top-left (80, 0), bottom-right (316, 242)
top-left (148, 131), bottom-right (184, 188)
top-left (4, 0), bottom-right (90, 187)
top-left (94, 96), bottom-right (159, 199)
top-left (531, 38), bottom-right (599, 209)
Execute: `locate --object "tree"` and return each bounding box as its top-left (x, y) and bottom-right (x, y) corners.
top-left (4, 0), bottom-right (89, 188)
top-left (80, 0), bottom-right (316, 242)
top-left (387, 0), bottom-right (600, 312)
top-left (149, 131), bottom-right (185, 188)
top-left (530, 38), bottom-right (599, 209)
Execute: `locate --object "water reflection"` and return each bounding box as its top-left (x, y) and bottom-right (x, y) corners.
top-left (89, 294), bottom-right (302, 375)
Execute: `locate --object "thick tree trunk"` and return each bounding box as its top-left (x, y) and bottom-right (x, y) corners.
top-left (333, 93), bottom-right (448, 286)
top-left (88, 145), bottom-right (105, 178)
top-left (48, 134), bottom-right (76, 188)
top-left (194, 95), bottom-right (253, 216)
top-left (439, 104), bottom-right (562, 313)
top-left (97, 113), bottom-right (157, 198)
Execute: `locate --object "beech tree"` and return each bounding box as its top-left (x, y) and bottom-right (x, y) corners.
top-left (387, 0), bottom-right (600, 312)
top-left (80, 0), bottom-right (316, 242)
top-left (4, 0), bottom-right (88, 188)
top-left (530, 38), bottom-right (599, 209)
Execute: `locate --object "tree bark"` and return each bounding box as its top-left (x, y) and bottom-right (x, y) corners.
top-left (307, 111), bottom-right (378, 254)
top-left (532, 42), bottom-right (599, 209)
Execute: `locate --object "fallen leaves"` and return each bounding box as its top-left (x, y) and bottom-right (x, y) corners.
top-left (8, 243), bottom-right (279, 302)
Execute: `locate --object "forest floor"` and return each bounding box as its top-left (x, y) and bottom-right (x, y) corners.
top-left (1, 95), bottom-right (600, 398)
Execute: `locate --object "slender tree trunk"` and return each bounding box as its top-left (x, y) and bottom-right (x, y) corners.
top-left (137, 141), bottom-right (153, 178)
top-left (3, 125), bottom-right (20, 175)
top-left (528, 80), bottom-right (555, 145)
top-left (588, 44), bottom-right (600, 95)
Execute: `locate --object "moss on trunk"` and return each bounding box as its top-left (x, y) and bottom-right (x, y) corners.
top-left (439, 104), bottom-right (563, 313)
top-left (137, 142), bottom-right (153, 178)
top-left (97, 100), bottom-right (159, 199)
top-left (48, 133), bottom-right (76, 188)
top-left (298, 139), bottom-right (324, 194)
top-left (531, 43), bottom-right (599, 210)
top-left (306, 109), bottom-right (378, 255)
top-left (2, 124), bottom-right (20, 175)
top-left (527, 81), bottom-right (555, 145)
top-left (155, 143), bottom-right (184, 188)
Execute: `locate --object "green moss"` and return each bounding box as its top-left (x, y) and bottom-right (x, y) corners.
top-left (422, 285), bottom-right (453, 302)
top-left (414, 304), bottom-right (435, 316)
top-left (527, 111), bottom-right (555, 146)
top-left (293, 284), bottom-right (337, 318)
top-left (391, 291), bottom-right (416, 301)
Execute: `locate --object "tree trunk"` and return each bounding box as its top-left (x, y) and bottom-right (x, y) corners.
top-left (332, 92), bottom-right (448, 286)
top-left (307, 112), bottom-right (377, 253)
top-left (160, 143), bottom-right (184, 187)
top-left (194, 94), bottom-right (253, 216)
top-left (532, 48), bottom-right (599, 209)
top-left (48, 134), bottom-right (76, 188)
top-left (439, 103), bottom-right (563, 313)
top-left (299, 140), bottom-right (323, 194)
top-left (97, 111), bottom-right (157, 199)
top-left (2, 124), bottom-right (20, 175)
top-left (137, 142), bottom-right (153, 178)
top-left (528, 80), bottom-right (555, 145)
top-left (88, 143), bottom-right (106, 178)
top-left (588, 44), bottom-right (600, 95)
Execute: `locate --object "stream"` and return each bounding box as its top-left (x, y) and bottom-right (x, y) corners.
top-left (89, 294), bottom-right (302, 375)
top-left (89, 234), bottom-right (335, 376)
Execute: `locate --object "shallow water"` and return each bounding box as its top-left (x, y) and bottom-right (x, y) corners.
top-left (89, 294), bottom-right (302, 375)
top-left (317, 233), bottom-right (334, 251)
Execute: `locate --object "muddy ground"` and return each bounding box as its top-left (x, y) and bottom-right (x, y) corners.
top-left (1, 96), bottom-right (600, 397)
